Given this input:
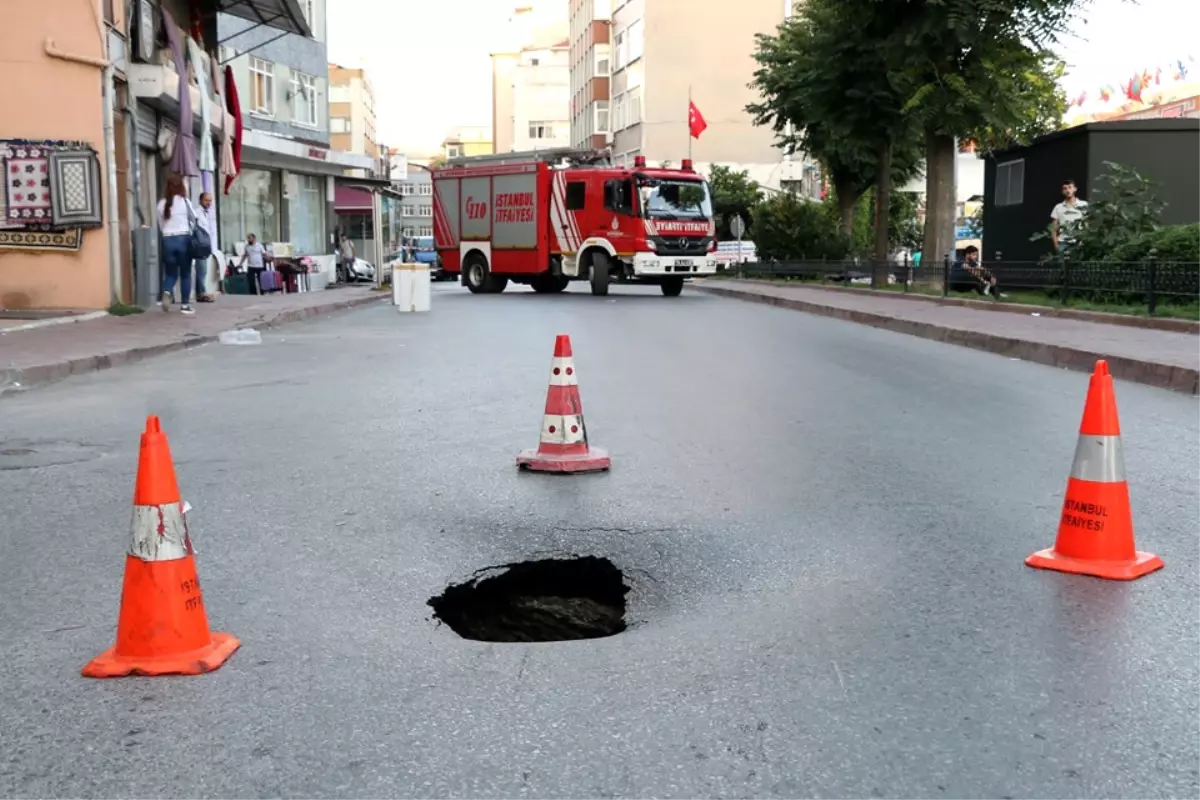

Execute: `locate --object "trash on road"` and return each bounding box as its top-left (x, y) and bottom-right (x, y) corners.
top-left (219, 328), bottom-right (262, 346)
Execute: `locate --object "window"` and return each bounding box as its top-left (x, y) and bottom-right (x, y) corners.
top-left (565, 181), bottom-right (587, 210)
top-left (219, 167), bottom-right (281, 247)
top-left (528, 121), bottom-right (553, 139)
top-left (330, 116), bottom-right (349, 134)
top-left (595, 48), bottom-right (610, 77)
top-left (604, 178), bottom-right (633, 215)
top-left (287, 173), bottom-right (326, 255)
top-left (995, 159), bottom-right (1025, 207)
top-left (416, 205), bottom-right (432, 217)
top-left (329, 86), bottom-right (351, 103)
top-left (250, 58), bottom-right (275, 116)
top-left (595, 100), bottom-right (610, 134)
top-left (402, 205), bottom-right (414, 217)
top-left (291, 72), bottom-right (317, 127)
top-left (530, 57), bottom-right (540, 66)
top-left (627, 20), bottom-right (643, 62)
top-left (627, 86), bottom-right (642, 126)
top-left (613, 92), bottom-right (625, 132)
top-left (417, 183), bottom-right (432, 195)
top-left (446, 144), bottom-right (461, 158)
top-left (418, 226), bottom-right (433, 237)
top-left (613, 31), bottom-right (624, 70)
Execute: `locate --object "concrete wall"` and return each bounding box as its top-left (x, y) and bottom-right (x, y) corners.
top-left (0, 5), bottom-right (111, 309)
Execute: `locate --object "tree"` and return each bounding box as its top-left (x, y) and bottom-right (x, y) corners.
top-left (879, 0), bottom-right (1077, 265)
top-left (748, 0), bottom-right (923, 271)
top-left (752, 193), bottom-right (848, 261)
top-left (707, 165), bottom-right (762, 239)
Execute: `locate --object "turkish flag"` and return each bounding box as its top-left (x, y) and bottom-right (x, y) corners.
top-left (688, 100), bottom-right (707, 139)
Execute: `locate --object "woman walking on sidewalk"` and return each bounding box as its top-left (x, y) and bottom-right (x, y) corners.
top-left (156, 173), bottom-right (197, 315)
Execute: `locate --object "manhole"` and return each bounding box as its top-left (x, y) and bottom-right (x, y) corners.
top-left (0, 439), bottom-right (105, 470)
top-left (428, 556), bottom-right (629, 643)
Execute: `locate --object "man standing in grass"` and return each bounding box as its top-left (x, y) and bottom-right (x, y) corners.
top-left (1050, 178), bottom-right (1089, 255)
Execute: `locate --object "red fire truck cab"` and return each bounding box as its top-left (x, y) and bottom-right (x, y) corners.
top-left (431, 148), bottom-right (718, 297)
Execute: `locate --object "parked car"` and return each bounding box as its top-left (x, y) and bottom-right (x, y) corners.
top-left (342, 258), bottom-right (376, 283)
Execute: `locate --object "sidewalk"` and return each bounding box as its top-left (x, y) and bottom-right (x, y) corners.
top-left (695, 279), bottom-right (1200, 394)
top-left (0, 287), bottom-right (385, 395)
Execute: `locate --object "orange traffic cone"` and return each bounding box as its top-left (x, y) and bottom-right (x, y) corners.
top-left (82, 416), bottom-right (240, 678)
top-left (1026, 361), bottom-right (1164, 581)
top-left (516, 334), bottom-right (611, 473)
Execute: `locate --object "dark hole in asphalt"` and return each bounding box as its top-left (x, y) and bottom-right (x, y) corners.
top-left (428, 556), bottom-right (629, 643)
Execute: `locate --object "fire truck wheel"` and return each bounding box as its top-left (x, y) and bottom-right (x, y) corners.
top-left (589, 252), bottom-right (610, 296)
top-left (661, 277), bottom-right (685, 297)
top-left (464, 253), bottom-right (503, 294)
top-left (531, 275), bottom-right (569, 293)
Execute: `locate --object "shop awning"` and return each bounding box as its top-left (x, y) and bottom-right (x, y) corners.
top-left (335, 186), bottom-right (373, 212)
top-left (212, 0), bottom-right (311, 37)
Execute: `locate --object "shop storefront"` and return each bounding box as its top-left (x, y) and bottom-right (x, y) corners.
top-left (226, 129), bottom-right (372, 279)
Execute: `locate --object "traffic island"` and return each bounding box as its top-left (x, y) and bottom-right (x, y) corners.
top-left (428, 556), bottom-right (628, 643)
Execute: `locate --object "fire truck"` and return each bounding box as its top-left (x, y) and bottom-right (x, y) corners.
top-left (431, 147), bottom-right (718, 297)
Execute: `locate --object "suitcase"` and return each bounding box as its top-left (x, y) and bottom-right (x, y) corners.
top-left (259, 269), bottom-right (281, 293)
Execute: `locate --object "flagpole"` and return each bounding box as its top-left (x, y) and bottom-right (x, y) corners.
top-left (687, 85), bottom-right (693, 161)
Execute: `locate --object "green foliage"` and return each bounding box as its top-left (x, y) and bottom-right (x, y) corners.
top-left (1031, 161), bottom-right (1167, 262)
top-left (107, 302), bottom-right (144, 316)
top-left (1109, 224), bottom-right (1200, 264)
top-left (752, 193), bottom-right (848, 261)
top-left (707, 165), bottom-right (761, 239)
top-left (747, 0), bottom-right (922, 232)
top-left (889, 191), bottom-right (923, 251)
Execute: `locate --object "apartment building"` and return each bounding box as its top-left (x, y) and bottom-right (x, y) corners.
top-left (328, 63), bottom-right (379, 164)
top-left (394, 163), bottom-right (435, 240)
top-left (492, 7), bottom-right (571, 153)
top-left (441, 126), bottom-right (493, 160)
top-left (568, 0), bottom-right (612, 149)
top-left (607, 0), bottom-right (790, 178)
top-left (217, 0), bottom-right (372, 258)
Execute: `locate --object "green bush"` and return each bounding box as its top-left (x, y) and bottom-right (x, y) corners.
top-left (1108, 223), bottom-right (1200, 264)
top-left (751, 193), bottom-right (849, 261)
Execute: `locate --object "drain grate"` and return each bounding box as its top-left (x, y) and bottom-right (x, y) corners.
top-left (428, 556), bottom-right (628, 643)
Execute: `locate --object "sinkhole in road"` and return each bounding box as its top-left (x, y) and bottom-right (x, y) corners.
top-left (428, 556), bottom-right (629, 643)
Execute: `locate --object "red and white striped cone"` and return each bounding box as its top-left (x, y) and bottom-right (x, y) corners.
top-left (516, 334), bottom-right (611, 474)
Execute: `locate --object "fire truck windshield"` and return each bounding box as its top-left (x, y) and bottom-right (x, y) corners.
top-left (637, 179), bottom-right (713, 220)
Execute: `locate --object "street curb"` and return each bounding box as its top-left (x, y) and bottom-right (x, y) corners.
top-left (695, 283), bottom-right (1200, 395)
top-left (715, 278), bottom-right (1200, 334)
top-left (0, 293), bottom-right (386, 396)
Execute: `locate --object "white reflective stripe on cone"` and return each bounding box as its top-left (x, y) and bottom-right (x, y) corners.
top-left (540, 414), bottom-right (586, 444)
top-left (1070, 435), bottom-right (1126, 483)
top-left (547, 357), bottom-right (579, 387)
top-left (129, 503), bottom-right (191, 561)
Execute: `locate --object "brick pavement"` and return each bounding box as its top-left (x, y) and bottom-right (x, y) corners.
top-left (695, 279), bottom-right (1200, 394)
top-left (0, 286), bottom-right (385, 394)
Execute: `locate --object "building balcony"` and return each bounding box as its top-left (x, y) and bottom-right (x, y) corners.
top-left (127, 62), bottom-right (226, 134)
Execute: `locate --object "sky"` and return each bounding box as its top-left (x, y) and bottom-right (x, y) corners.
top-left (327, 0), bottom-right (1200, 155)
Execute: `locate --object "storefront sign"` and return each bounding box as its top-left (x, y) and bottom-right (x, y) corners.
top-left (307, 147), bottom-right (327, 160)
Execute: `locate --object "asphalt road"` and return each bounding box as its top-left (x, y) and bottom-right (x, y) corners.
top-left (1, 282), bottom-right (1197, 799)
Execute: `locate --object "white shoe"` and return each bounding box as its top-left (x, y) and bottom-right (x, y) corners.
top-left (161, 292), bottom-right (171, 312)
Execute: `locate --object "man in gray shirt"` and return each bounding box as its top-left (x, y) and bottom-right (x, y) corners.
top-left (237, 233), bottom-right (270, 295)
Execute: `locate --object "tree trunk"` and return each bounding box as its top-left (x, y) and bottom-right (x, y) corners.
top-left (872, 139), bottom-right (893, 287)
top-left (834, 178), bottom-right (856, 239)
top-left (920, 131), bottom-right (957, 286)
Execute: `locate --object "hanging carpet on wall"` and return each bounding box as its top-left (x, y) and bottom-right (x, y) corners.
top-left (0, 139), bottom-right (96, 251)
top-left (48, 149), bottom-right (103, 228)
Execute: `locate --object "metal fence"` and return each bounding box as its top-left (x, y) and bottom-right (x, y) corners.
top-left (725, 257), bottom-right (1200, 314)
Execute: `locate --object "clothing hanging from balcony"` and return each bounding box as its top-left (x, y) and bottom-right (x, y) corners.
top-left (162, 14), bottom-right (198, 177)
top-left (224, 65), bottom-right (243, 195)
top-left (187, 38), bottom-right (216, 175)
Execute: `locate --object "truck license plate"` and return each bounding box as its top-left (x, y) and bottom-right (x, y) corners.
top-left (675, 259), bottom-right (694, 268)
